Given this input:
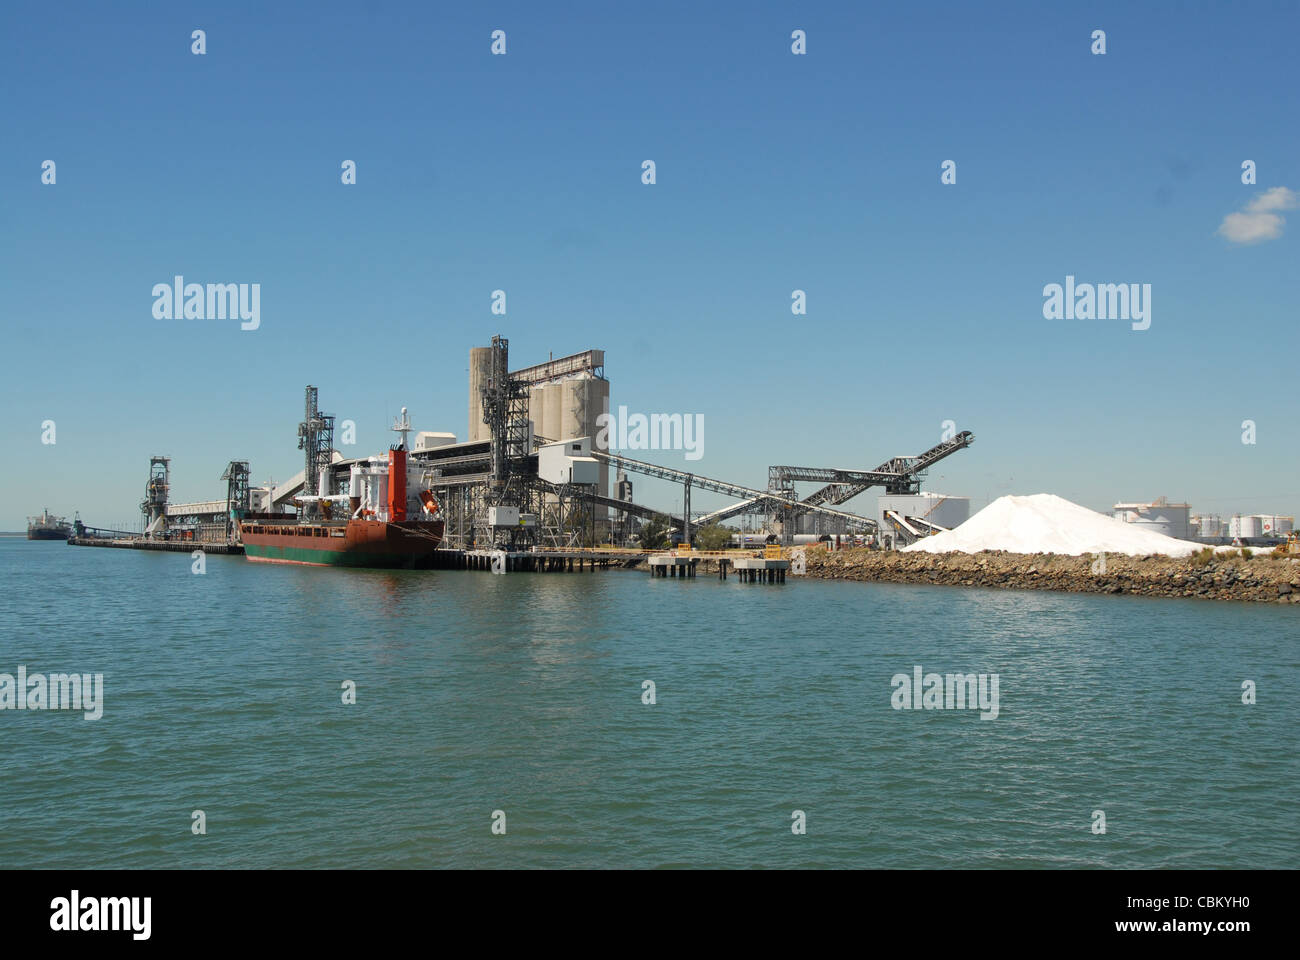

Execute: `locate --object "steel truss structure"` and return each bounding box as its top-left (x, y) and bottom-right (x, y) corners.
top-left (221, 460), bottom-right (251, 542)
top-left (298, 385), bottom-right (335, 506)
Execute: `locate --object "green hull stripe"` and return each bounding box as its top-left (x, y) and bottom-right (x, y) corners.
top-left (244, 544), bottom-right (376, 566)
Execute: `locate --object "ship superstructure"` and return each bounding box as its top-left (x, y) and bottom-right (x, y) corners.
top-left (240, 402), bottom-right (443, 567)
top-left (27, 509), bottom-right (72, 541)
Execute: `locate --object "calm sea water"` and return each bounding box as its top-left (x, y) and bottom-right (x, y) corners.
top-left (1, 538), bottom-right (1295, 869)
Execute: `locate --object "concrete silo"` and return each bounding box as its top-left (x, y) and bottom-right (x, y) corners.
top-left (559, 378), bottom-right (586, 442)
top-left (468, 347), bottom-right (493, 443)
top-left (529, 386), bottom-right (546, 444)
top-left (558, 376), bottom-right (610, 506)
top-left (590, 377), bottom-right (610, 498)
top-left (543, 383), bottom-right (562, 444)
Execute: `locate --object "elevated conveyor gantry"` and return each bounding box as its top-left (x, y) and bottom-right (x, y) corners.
top-left (773, 431), bottom-right (976, 511)
top-left (590, 451), bottom-right (876, 541)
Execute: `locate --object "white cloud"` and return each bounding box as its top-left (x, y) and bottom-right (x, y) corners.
top-left (1219, 211), bottom-right (1284, 244)
top-left (1219, 186), bottom-right (1297, 244)
top-left (1246, 186), bottom-right (1298, 213)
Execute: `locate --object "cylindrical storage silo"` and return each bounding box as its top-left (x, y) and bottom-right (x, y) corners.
top-left (1239, 516), bottom-right (1262, 538)
top-left (543, 382), bottom-right (563, 441)
top-left (468, 347), bottom-right (493, 443)
top-left (590, 377), bottom-right (610, 499)
top-left (560, 378), bottom-right (586, 445)
top-left (1276, 517), bottom-right (1294, 535)
top-left (529, 386), bottom-right (545, 443)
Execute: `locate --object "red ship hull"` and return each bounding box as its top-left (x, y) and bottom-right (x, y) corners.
top-left (239, 518), bottom-right (444, 568)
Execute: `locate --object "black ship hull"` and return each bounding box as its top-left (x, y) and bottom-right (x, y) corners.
top-left (28, 528), bottom-right (72, 541)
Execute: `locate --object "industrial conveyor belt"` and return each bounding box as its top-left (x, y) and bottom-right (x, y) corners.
top-left (591, 452), bottom-right (875, 531)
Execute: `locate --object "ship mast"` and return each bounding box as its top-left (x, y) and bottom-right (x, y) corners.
top-left (392, 407), bottom-right (411, 449)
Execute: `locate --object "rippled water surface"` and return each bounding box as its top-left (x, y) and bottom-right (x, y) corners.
top-left (1, 539), bottom-right (1296, 868)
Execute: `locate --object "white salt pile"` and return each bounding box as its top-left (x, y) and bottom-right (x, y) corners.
top-left (901, 493), bottom-right (1204, 557)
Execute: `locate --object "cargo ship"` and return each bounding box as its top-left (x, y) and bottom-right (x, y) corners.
top-left (240, 445), bottom-right (444, 568)
top-left (27, 509), bottom-right (72, 541)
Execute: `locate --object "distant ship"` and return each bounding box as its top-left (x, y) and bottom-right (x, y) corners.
top-left (240, 445), bottom-right (444, 568)
top-left (27, 509), bottom-right (72, 541)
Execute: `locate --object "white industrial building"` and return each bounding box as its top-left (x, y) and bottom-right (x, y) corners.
top-left (469, 347), bottom-right (610, 501)
top-left (1112, 498), bottom-right (1191, 540)
top-left (413, 431), bottom-right (456, 452)
top-left (538, 438), bottom-right (599, 486)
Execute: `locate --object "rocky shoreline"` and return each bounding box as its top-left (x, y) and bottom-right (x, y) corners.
top-left (799, 547), bottom-right (1300, 604)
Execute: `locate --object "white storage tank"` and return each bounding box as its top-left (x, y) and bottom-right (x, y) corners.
top-left (1238, 515), bottom-right (1262, 538)
top-left (1193, 515), bottom-right (1224, 538)
top-left (1132, 517), bottom-right (1175, 538)
top-left (1112, 499), bottom-right (1191, 539)
top-left (1256, 515), bottom-right (1292, 537)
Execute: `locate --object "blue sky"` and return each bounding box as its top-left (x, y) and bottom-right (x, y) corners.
top-left (3, 0), bottom-right (1297, 529)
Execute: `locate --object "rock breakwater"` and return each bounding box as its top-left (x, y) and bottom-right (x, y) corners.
top-left (802, 548), bottom-right (1300, 604)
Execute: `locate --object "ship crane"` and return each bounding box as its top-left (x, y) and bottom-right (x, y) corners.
top-left (140, 456), bottom-right (171, 538)
top-left (298, 385), bottom-right (336, 519)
